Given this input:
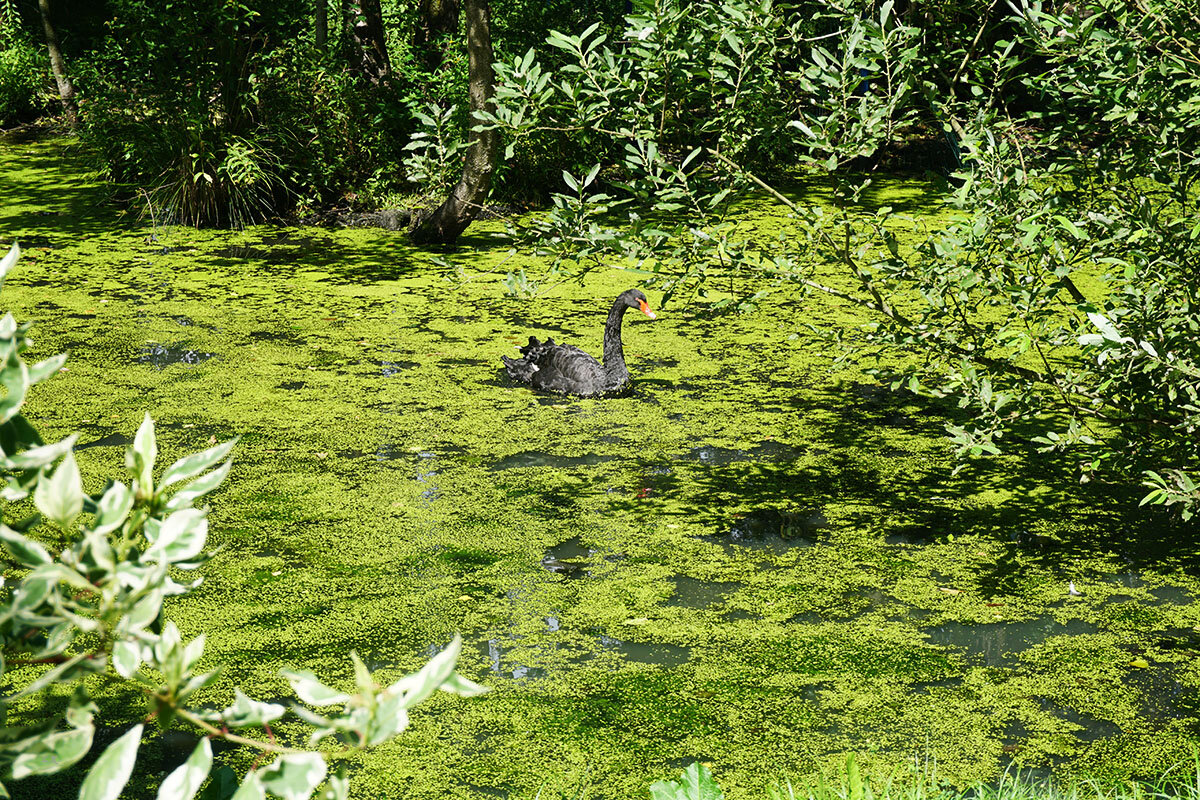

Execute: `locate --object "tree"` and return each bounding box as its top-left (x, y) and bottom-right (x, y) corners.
top-left (409, 0), bottom-right (499, 245)
top-left (315, 0), bottom-right (329, 48)
top-left (35, 0), bottom-right (77, 127)
top-left (344, 0), bottom-right (393, 88)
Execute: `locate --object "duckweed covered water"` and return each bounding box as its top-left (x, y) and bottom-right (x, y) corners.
top-left (4, 136), bottom-right (1200, 799)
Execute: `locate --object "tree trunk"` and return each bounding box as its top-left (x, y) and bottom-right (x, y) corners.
top-left (36, 0), bottom-right (77, 128)
top-left (315, 0), bottom-right (328, 48)
top-left (416, 0), bottom-right (459, 74)
top-left (344, 0), bottom-right (392, 88)
top-left (410, 0), bottom-right (497, 245)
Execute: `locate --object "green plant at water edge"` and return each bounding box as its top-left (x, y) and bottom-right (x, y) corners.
top-left (0, 38), bottom-right (48, 127)
top-left (650, 762), bottom-right (723, 800)
top-left (402, 101), bottom-right (468, 204)
top-left (0, 243), bottom-right (487, 798)
top-left (485, 0), bottom-right (1200, 518)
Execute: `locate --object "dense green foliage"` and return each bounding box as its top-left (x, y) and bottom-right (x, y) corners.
top-left (0, 40), bottom-right (45, 125)
top-left (481, 0), bottom-right (1200, 517)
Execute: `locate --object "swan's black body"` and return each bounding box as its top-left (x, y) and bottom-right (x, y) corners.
top-left (502, 289), bottom-right (656, 397)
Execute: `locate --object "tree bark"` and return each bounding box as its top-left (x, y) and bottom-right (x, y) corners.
top-left (416, 0), bottom-right (459, 74)
top-left (344, 0), bottom-right (392, 88)
top-left (315, 0), bottom-right (328, 48)
top-left (36, 0), bottom-right (78, 128)
top-left (410, 0), bottom-right (497, 245)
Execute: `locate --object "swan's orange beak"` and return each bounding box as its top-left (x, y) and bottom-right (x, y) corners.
top-left (638, 299), bottom-right (657, 319)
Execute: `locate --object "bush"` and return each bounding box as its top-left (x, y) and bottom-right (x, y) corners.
top-left (0, 39), bottom-right (47, 126)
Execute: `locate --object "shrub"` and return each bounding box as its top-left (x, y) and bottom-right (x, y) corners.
top-left (0, 39), bottom-right (47, 126)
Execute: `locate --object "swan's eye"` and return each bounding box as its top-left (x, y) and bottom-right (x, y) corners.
top-left (637, 299), bottom-right (656, 319)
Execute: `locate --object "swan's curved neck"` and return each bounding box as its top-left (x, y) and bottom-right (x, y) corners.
top-left (601, 297), bottom-right (629, 373)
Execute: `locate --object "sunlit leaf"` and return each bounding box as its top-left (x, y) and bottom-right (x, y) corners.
top-left (258, 753), bottom-right (327, 800)
top-left (78, 724), bottom-right (143, 800)
top-left (156, 738), bottom-right (212, 800)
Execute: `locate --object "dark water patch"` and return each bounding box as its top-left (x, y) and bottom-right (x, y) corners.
top-left (1038, 698), bottom-right (1124, 741)
top-left (1149, 585), bottom-right (1192, 605)
top-left (723, 608), bottom-right (761, 621)
top-left (598, 634), bottom-right (691, 667)
top-left (711, 508), bottom-right (828, 552)
top-left (491, 451), bottom-right (616, 471)
top-left (14, 234), bottom-right (54, 248)
top-left (76, 432), bottom-right (133, 450)
top-left (922, 617), bottom-right (1099, 667)
top-left (681, 440), bottom-right (803, 465)
top-left (278, 380), bottom-right (306, 391)
top-left (67, 312), bottom-right (97, 319)
top-left (1123, 659), bottom-right (1200, 721)
top-left (482, 638), bottom-right (545, 681)
top-left (381, 360), bottom-right (420, 376)
top-left (666, 576), bottom-right (742, 608)
top-left (541, 536), bottom-right (595, 578)
top-left (137, 343), bottom-right (216, 369)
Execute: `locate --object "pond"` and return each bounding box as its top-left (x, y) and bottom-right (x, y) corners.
top-left (4, 136), bottom-right (1200, 798)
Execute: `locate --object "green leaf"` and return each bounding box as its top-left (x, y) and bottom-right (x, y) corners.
top-left (93, 481), bottom-right (134, 536)
top-left (229, 771), bottom-right (266, 800)
top-left (0, 523), bottom-right (52, 566)
top-left (160, 439), bottom-right (237, 491)
top-left (27, 352), bottom-right (68, 386)
top-left (164, 458), bottom-right (232, 512)
top-left (282, 669), bottom-right (350, 706)
top-left (145, 508), bottom-right (208, 563)
top-left (5, 652), bottom-right (105, 702)
top-left (0, 434), bottom-right (76, 471)
top-left (128, 413), bottom-right (157, 494)
top-left (222, 688), bottom-right (286, 727)
top-left (34, 450), bottom-right (84, 529)
top-left (0, 243), bottom-right (19, 289)
top-left (113, 639), bottom-right (144, 679)
top-left (156, 738), bottom-right (212, 800)
top-left (258, 753), bottom-right (327, 800)
top-left (437, 670), bottom-right (490, 697)
top-left (318, 766), bottom-right (350, 800)
top-left (198, 766), bottom-right (239, 800)
top-left (648, 763), bottom-right (723, 800)
top-left (377, 646), bottom-right (476, 710)
top-left (78, 724), bottom-right (143, 800)
top-left (10, 712), bottom-right (94, 779)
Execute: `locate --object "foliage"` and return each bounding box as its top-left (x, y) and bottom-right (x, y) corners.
top-left (402, 101), bottom-right (468, 202)
top-left (0, 38), bottom-right (48, 127)
top-left (483, 0), bottom-right (1200, 516)
top-left (0, 244), bottom-right (486, 798)
top-left (75, 0), bottom-right (411, 225)
top-left (650, 762), bottom-right (724, 800)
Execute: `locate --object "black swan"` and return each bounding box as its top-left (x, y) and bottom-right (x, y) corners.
top-left (502, 289), bottom-right (656, 397)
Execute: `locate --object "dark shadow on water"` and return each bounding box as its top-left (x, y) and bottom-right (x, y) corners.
top-left (922, 617), bottom-right (1099, 667)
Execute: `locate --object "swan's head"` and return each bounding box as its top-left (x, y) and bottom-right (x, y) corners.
top-left (623, 289), bottom-right (656, 319)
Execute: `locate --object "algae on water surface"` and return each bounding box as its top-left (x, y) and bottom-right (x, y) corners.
top-left (3, 136), bottom-right (1200, 799)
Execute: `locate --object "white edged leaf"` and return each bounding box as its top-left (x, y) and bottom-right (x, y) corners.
top-left (34, 450), bottom-right (84, 529)
top-left (282, 669), bottom-right (350, 706)
top-left (78, 724), bottom-right (143, 800)
top-left (155, 738), bottom-right (212, 800)
top-left (222, 688), bottom-right (286, 727)
top-left (145, 508), bottom-right (208, 563)
top-left (160, 438), bottom-right (237, 491)
top-left (258, 753), bottom-right (327, 800)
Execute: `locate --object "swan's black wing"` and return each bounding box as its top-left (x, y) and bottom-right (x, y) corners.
top-left (502, 336), bottom-right (607, 395)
